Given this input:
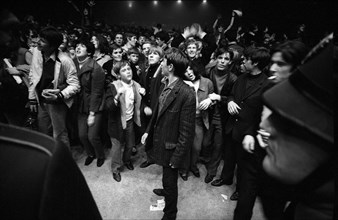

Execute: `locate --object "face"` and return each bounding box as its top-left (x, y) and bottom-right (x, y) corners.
top-left (75, 43), bottom-right (89, 59)
top-left (128, 36), bottom-right (137, 47)
top-left (217, 26), bottom-right (224, 33)
top-left (119, 64), bottom-right (133, 83)
top-left (138, 36), bottom-right (146, 45)
top-left (184, 66), bottom-right (196, 81)
top-left (216, 52), bottom-right (231, 71)
top-left (114, 34), bottom-right (123, 46)
top-left (240, 56), bottom-right (254, 74)
top-left (37, 37), bottom-right (51, 53)
top-left (269, 52), bottom-right (293, 83)
top-left (148, 51), bottom-right (161, 65)
top-left (128, 53), bottom-right (139, 64)
top-left (260, 113), bottom-right (329, 184)
top-left (142, 43), bottom-right (151, 56)
top-left (91, 36), bottom-right (98, 49)
top-left (186, 43), bottom-right (197, 59)
top-left (112, 48), bottom-right (123, 61)
top-left (156, 37), bottom-right (164, 46)
top-left (68, 47), bottom-right (76, 59)
top-left (160, 57), bottom-right (171, 77)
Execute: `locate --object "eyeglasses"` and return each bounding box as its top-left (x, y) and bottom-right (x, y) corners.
top-left (256, 129), bottom-right (270, 148)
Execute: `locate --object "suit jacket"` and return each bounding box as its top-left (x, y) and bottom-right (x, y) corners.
top-left (225, 72), bottom-right (269, 142)
top-left (145, 79), bottom-right (196, 169)
top-left (0, 123), bottom-right (102, 220)
top-left (28, 48), bottom-right (80, 108)
top-left (74, 58), bottom-right (105, 114)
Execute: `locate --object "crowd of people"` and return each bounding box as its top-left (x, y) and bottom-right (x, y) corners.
top-left (0, 8), bottom-right (335, 220)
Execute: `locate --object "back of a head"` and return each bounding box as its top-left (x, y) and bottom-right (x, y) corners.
top-left (250, 47), bottom-right (271, 70)
top-left (155, 31), bottom-right (170, 43)
top-left (165, 47), bottom-right (189, 78)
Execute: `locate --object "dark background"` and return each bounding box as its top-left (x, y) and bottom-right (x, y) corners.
top-left (3, 0), bottom-right (335, 33)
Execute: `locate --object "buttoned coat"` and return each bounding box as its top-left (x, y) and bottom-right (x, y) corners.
top-left (145, 79), bottom-right (196, 169)
top-left (225, 72), bottom-right (269, 142)
top-left (74, 58), bottom-right (105, 114)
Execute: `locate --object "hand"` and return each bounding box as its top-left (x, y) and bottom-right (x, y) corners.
top-left (208, 93), bottom-right (220, 101)
top-left (87, 114), bottom-right (95, 127)
top-left (144, 106), bottom-right (152, 116)
top-left (199, 98), bottom-right (212, 110)
top-left (169, 163), bottom-right (176, 169)
top-left (29, 100), bottom-right (38, 113)
top-left (242, 135), bottom-right (255, 153)
top-left (139, 87), bottom-right (146, 96)
top-left (141, 133), bottom-right (148, 145)
top-left (182, 26), bottom-right (191, 39)
top-left (41, 90), bottom-right (58, 101)
top-left (6, 67), bottom-right (21, 75)
top-left (228, 101), bottom-right (241, 115)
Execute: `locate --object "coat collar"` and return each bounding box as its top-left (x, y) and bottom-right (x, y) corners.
top-left (76, 58), bottom-right (95, 77)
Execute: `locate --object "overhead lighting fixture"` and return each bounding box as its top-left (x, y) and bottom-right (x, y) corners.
top-left (153, 1), bottom-right (158, 5)
top-left (203, 0), bottom-right (207, 3)
top-left (177, 0), bottom-right (182, 4)
top-left (128, 1), bottom-right (133, 8)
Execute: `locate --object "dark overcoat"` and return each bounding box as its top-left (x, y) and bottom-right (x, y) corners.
top-left (74, 58), bottom-right (106, 114)
top-left (145, 79), bottom-right (196, 169)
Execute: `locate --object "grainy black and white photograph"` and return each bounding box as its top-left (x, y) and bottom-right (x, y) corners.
top-left (0, 0), bottom-right (336, 219)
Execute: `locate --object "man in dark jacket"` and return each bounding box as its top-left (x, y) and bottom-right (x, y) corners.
top-left (260, 33), bottom-right (335, 220)
top-left (218, 47), bottom-right (271, 211)
top-left (141, 47), bottom-right (195, 220)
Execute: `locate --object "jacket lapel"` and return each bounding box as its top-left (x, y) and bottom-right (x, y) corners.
top-left (157, 79), bottom-right (183, 120)
top-left (77, 59), bottom-right (94, 78)
top-left (53, 57), bottom-right (61, 88)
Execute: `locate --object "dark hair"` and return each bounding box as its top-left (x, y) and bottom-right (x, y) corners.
top-left (165, 47), bottom-right (189, 78)
top-left (214, 46), bottom-right (234, 60)
top-left (271, 40), bottom-right (309, 71)
top-left (125, 32), bottom-right (137, 41)
top-left (110, 43), bottom-right (122, 52)
top-left (113, 60), bottom-right (130, 75)
top-left (127, 47), bottom-right (139, 56)
top-left (186, 61), bottom-right (202, 81)
top-left (76, 38), bottom-right (95, 58)
top-left (155, 31), bottom-right (170, 43)
top-left (39, 26), bottom-right (63, 49)
top-left (247, 47), bottom-right (271, 70)
top-left (92, 34), bottom-right (110, 54)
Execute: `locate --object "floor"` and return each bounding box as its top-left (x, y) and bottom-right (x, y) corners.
top-left (73, 145), bottom-right (267, 220)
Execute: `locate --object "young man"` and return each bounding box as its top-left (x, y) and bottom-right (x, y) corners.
top-left (105, 61), bottom-right (143, 182)
top-left (141, 47), bottom-right (195, 220)
top-left (260, 34), bottom-right (334, 220)
top-left (220, 47), bottom-right (271, 207)
top-left (113, 33), bottom-right (124, 47)
top-left (28, 26), bottom-right (80, 148)
top-left (122, 32), bottom-right (137, 55)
